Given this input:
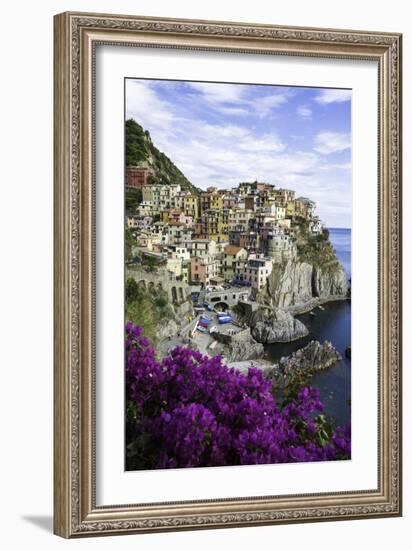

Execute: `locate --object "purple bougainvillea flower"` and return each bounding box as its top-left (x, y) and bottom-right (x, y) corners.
top-left (125, 324), bottom-right (351, 470)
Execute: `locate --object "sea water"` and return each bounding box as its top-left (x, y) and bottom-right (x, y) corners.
top-left (265, 228), bottom-right (351, 427)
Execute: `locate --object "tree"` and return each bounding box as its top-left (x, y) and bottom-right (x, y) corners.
top-left (125, 227), bottom-right (136, 262)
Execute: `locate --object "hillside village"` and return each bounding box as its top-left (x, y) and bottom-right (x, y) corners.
top-left (124, 120), bottom-right (347, 362)
top-left (126, 170), bottom-right (324, 292)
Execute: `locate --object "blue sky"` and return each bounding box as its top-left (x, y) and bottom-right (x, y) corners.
top-left (126, 79), bottom-right (352, 228)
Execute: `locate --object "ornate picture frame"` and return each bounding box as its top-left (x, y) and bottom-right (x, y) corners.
top-left (53, 11), bottom-right (402, 538)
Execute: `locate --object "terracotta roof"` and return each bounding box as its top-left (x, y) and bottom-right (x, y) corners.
top-left (224, 245), bottom-right (243, 255)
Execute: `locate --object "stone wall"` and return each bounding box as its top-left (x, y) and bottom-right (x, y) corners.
top-left (126, 267), bottom-right (191, 305)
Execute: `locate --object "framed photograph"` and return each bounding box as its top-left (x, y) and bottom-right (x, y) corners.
top-left (54, 12), bottom-right (402, 537)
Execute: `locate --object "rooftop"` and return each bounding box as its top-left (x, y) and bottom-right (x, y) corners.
top-left (189, 239), bottom-right (213, 244)
top-left (224, 245), bottom-right (243, 255)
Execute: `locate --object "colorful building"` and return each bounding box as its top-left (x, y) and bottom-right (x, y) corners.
top-left (243, 256), bottom-right (274, 290)
top-left (126, 165), bottom-right (154, 189)
top-left (167, 221), bottom-right (192, 246)
top-left (223, 245), bottom-right (248, 281)
top-left (187, 239), bottom-right (217, 258)
top-left (190, 255), bottom-right (220, 286)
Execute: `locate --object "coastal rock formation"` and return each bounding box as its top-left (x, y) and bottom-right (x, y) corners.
top-left (264, 340), bottom-right (342, 388)
top-left (212, 327), bottom-right (265, 362)
top-left (258, 258), bottom-right (347, 311)
top-left (263, 260), bottom-right (313, 309)
top-left (225, 336), bottom-right (265, 362)
top-left (250, 308), bottom-right (308, 344)
top-left (312, 264), bottom-right (348, 298)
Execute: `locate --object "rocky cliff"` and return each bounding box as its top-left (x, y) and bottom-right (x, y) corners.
top-left (250, 308), bottom-right (309, 344)
top-left (242, 232), bottom-right (349, 343)
top-left (258, 239), bottom-right (348, 312)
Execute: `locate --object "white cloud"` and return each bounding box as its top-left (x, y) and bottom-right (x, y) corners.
top-left (313, 132), bottom-right (351, 155)
top-left (297, 105), bottom-right (312, 119)
top-left (169, 134), bottom-right (350, 225)
top-left (216, 106), bottom-right (249, 116)
top-left (199, 124), bottom-right (250, 141)
top-left (238, 134), bottom-right (286, 153)
top-left (126, 79), bottom-right (351, 227)
top-left (188, 82), bottom-right (245, 105)
top-left (319, 162), bottom-right (351, 171)
top-left (187, 82), bottom-right (291, 118)
top-left (315, 89), bottom-right (352, 104)
top-left (126, 80), bottom-right (177, 133)
top-left (252, 93), bottom-right (290, 117)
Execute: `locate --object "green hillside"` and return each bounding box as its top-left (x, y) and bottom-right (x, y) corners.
top-left (125, 118), bottom-right (200, 195)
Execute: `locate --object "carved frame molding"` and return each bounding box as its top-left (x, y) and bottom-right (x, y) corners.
top-left (54, 12), bottom-right (402, 538)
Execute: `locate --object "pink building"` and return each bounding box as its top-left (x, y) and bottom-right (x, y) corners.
top-left (243, 255), bottom-right (273, 290)
top-left (190, 256), bottom-right (219, 286)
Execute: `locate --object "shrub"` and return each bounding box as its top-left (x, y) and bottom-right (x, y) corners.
top-left (125, 323), bottom-right (351, 470)
top-left (125, 278), bottom-right (140, 303)
top-left (154, 296), bottom-right (168, 309)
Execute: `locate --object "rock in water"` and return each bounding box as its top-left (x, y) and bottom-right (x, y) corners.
top-left (250, 308), bottom-right (308, 343)
top-left (264, 340), bottom-right (342, 387)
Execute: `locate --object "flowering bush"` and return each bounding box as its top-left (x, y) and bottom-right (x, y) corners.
top-left (125, 323), bottom-right (351, 470)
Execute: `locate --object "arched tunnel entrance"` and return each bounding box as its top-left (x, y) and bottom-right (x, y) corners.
top-left (211, 300), bottom-right (229, 312)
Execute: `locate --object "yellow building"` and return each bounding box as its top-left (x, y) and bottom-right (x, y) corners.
top-left (223, 245), bottom-right (248, 281)
top-left (286, 200), bottom-right (296, 218)
top-left (278, 218), bottom-right (291, 230)
top-left (204, 210), bottom-right (228, 242)
top-left (200, 189), bottom-right (223, 213)
top-left (183, 194), bottom-right (199, 219)
top-left (220, 208), bottom-right (230, 237)
top-left (210, 192), bottom-right (223, 211)
top-left (294, 199), bottom-right (307, 218)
